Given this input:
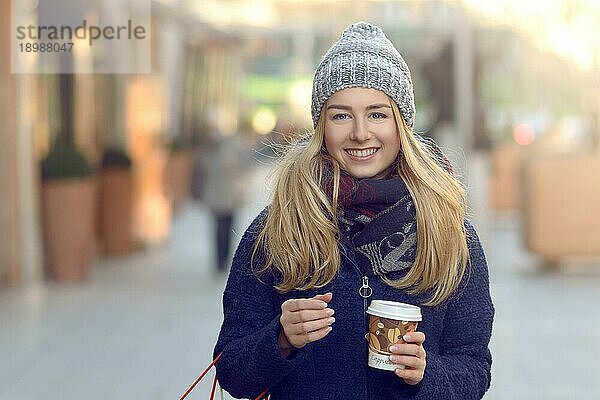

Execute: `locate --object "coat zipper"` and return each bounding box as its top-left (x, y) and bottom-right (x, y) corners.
top-left (359, 275), bottom-right (372, 399)
top-left (359, 276), bottom-right (372, 313)
top-left (341, 241), bottom-right (372, 399)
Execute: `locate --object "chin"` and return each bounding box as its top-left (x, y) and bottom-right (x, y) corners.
top-left (347, 169), bottom-right (378, 179)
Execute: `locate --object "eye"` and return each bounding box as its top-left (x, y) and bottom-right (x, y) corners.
top-left (370, 112), bottom-right (388, 120)
top-left (332, 113), bottom-right (351, 120)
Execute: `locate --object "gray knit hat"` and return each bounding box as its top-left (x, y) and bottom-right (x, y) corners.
top-left (311, 22), bottom-right (415, 129)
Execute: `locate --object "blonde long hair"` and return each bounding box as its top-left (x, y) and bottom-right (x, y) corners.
top-left (252, 102), bottom-right (469, 306)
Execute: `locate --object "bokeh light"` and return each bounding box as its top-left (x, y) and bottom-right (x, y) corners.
top-left (513, 123), bottom-right (536, 146)
top-left (252, 107), bottom-right (277, 135)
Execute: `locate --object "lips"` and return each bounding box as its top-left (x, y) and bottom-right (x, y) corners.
top-left (345, 148), bottom-right (379, 158)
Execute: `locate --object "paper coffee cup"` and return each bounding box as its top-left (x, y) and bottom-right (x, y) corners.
top-left (365, 300), bottom-right (422, 371)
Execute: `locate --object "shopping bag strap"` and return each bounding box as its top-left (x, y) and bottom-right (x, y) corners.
top-left (179, 352), bottom-right (270, 400)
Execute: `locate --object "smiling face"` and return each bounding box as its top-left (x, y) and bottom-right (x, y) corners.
top-left (323, 88), bottom-right (401, 179)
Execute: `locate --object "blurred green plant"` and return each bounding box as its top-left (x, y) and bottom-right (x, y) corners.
top-left (101, 147), bottom-right (132, 169)
top-left (41, 139), bottom-right (92, 179)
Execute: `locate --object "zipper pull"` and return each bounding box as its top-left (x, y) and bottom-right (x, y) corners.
top-left (360, 276), bottom-right (372, 317)
top-left (359, 276), bottom-right (372, 299)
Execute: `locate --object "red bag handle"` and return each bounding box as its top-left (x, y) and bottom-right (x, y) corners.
top-left (179, 352), bottom-right (269, 400)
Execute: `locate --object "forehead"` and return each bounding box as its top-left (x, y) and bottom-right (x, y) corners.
top-left (327, 87), bottom-right (391, 107)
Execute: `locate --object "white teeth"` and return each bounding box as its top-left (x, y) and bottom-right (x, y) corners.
top-left (346, 148), bottom-right (378, 157)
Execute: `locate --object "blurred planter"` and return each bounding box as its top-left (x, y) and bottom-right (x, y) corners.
top-left (489, 143), bottom-right (526, 211)
top-left (166, 138), bottom-right (194, 212)
top-left (523, 154), bottom-right (600, 265)
top-left (99, 149), bottom-right (134, 256)
top-left (41, 141), bottom-right (95, 282)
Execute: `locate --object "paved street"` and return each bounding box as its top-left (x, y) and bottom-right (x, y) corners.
top-left (485, 215), bottom-right (600, 399)
top-left (1, 165), bottom-right (599, 399)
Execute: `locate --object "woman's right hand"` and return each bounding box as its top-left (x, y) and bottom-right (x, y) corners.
top-left (278, 293), bottom-right (335, 356)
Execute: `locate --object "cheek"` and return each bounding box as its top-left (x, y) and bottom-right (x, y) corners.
top-left (385, 130), bottom-right (401, 154)
top-left (324, 129), bottom-right (342, 155)
top-left (323, 136), bottom-right (333, 154)
top-left (391, 139), bottom-right (401, 155)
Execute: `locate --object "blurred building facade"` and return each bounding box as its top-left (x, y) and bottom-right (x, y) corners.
top-left (0, 0), bottom-right (245, 286)
top-left (1, 0), bottom-right (599, 287)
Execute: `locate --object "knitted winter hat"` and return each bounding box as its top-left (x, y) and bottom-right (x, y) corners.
top-left (311, 22), bottom-right (415, 129)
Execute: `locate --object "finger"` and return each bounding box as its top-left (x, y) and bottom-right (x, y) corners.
top-left (304, 325), bottom-right (333, 343)
top-left (290, 316), bottom-right (335, 335)
top-left (394, 367), bottom-right (424, 386)
top-left (285, 308), bottom-right (335, 324)
top-left (389, 354), bottom-right (426, 370)
top-left (282, 298), bottom-right (328, 312)
top-left (312, 292), bottom-right (333, 302)
top-left (402, 332), bottom-right (425, 345)
top-left (389, 343), bottom-right (424, 357)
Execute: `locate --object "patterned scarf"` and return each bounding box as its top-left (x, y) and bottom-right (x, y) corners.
top-left (322, 135), bottom-right (453, 277)
top-left (324, 169), bottom-right (417, 277)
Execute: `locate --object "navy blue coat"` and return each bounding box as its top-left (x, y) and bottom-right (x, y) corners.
top-left (214, 210), bottom-right (494, 399)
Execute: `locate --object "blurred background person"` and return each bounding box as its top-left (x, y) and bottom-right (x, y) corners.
top-left (198, 110), bottom-right (249, 273)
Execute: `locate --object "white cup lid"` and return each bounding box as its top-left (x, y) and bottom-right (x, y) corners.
top-left (366, 300), bottom-right (422, 321)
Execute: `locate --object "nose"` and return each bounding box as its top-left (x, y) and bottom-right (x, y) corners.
top-left (349, 117), bottom-right (371, 142)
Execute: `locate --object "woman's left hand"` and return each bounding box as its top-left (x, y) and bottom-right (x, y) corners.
top-left (389, 332), bottom-right (426, 385)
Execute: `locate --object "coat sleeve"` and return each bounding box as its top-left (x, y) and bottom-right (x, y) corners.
top-left (213, 210), bottom-right (309, 399)
top-left (411, 220), bottom-right (495, 399)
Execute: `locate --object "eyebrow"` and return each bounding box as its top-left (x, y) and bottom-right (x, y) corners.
top-left (326, 103), bottom-right (391, 111)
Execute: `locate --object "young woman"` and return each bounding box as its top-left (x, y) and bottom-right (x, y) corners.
top-left (214, 22), bottom-right (494, 400)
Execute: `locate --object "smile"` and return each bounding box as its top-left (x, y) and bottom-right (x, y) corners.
top-left (345, 148), bottom-right (379, 159)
